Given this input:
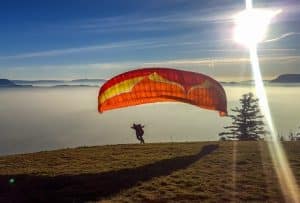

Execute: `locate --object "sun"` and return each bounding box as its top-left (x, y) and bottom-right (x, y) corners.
top-left (233, 8), bottom-right (281, 47)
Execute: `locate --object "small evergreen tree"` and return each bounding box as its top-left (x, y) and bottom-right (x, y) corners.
top-left (289, 132), bottom-right (295, 141)
top-left (280, 135), bottom-right (284, 142)
top-left (296, 127), bottom-right (300, 141)
top-left (219, 136), bottom-right (227, 141)
top-left (219, 93), bottom-right (266, 141)
top-left (291, 127), bottom-right (300, 141)
top-left (288, 127), bottom-right (300, 141)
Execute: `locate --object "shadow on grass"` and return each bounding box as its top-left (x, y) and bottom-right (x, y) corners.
top-left (0, 144), bottom-right (218, 203)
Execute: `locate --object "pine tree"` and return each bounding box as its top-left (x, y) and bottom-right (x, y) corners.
top-left (219, 92), bottom-right (266, 141)
top-left (295, 127), bottom-right (300, 141)
top-left (289, 132), bottom-right (295, 141)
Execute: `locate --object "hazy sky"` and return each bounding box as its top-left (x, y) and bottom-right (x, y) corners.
top-left (0, 0), bottom-right (299, 80)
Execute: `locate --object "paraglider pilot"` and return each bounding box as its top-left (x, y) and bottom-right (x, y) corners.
top-left (131, 123), bottom-right (145, 144)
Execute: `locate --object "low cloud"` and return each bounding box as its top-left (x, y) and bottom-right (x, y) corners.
top-left (0, 40), bottom-right (154, 60)
top-left (264, 32), bottom-right (300, 43)
top-left (144, 55), bottom-right (300, 66)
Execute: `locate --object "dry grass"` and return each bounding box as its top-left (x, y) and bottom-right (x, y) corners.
top-left (0, 141), bottom-right (299, 202)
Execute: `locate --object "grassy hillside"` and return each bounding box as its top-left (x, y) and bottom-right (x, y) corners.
top-left (0, 141), bottom-right (299, 202)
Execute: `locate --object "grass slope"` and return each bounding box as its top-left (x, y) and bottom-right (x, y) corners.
top-left (0, 141), bottom-right (299, 202)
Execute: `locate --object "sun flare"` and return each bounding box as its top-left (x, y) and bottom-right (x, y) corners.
top-left (233, 9), bottom-right (281, 47)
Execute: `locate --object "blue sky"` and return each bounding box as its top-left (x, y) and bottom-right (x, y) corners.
top-left (0, 0), bottom-right (300, 80)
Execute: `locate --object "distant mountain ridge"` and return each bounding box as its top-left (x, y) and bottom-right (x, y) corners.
top-left (10, 79), bottom-right (107, 87)
top-left (13, 79), bottom-right (107, 84)
top-left (0, 79), bottom-right (17, 87)
top-left (12, 80), bottom-right (64, 84)
top-left (270, 74), bottom-right (300, 83)
top-left (2, 75), bottom-right (300, 88)
top-left (71, 79), bottom-right (106, 82)
top-left (0, 78), bottom-right (107, 88)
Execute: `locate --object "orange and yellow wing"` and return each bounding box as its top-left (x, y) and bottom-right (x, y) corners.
top-left (98, 68), bottom-right (227, 116)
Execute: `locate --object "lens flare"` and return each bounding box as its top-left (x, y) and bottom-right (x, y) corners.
top-left (233, 0), bottom-right (299, 201)
top-left (250, 46), bottom-right (299, 202)
top-left (9, 178), bottom-right (15, 184)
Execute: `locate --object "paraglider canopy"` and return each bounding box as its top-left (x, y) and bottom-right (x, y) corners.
top-left (98, 67), bottom-right (227, 116)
